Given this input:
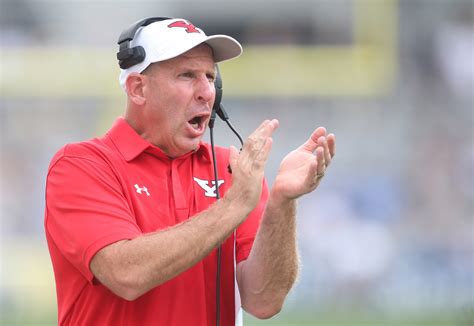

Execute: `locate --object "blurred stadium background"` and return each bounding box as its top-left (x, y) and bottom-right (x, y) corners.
top-left (0, 0), bottom-right (473, 325)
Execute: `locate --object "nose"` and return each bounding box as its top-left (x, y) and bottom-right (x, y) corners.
top-left (195, 75), bottom-right (215, 105)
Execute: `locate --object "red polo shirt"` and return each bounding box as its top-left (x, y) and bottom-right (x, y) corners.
top-left (45, 117), bottom-right (268, 326)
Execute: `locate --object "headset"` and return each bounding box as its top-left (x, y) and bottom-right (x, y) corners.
top-left (117, 17), bottom-right (243, 326)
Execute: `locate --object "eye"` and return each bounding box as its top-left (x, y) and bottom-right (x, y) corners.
top-left (207, 73), bottom-right (216, 83)
top-left (180, 71), bottom-right (195, 79)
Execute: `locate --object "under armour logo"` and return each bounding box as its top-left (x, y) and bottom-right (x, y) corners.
top-left (134, 184), bottom-right (150, 196)
top-left (168, 20), bottom-right (200, 33)
top-left (193, 177), bottom-right (224, 198)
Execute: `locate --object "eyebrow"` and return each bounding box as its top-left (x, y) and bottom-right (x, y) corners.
top-left (177, 64), bottom-right (216, 76)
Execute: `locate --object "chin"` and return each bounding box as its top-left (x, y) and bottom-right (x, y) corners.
top-left (171, 141), bottom-right (201, 158)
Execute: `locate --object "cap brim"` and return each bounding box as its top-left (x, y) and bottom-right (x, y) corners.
top-left (203, 35), bottom-right (243, 62)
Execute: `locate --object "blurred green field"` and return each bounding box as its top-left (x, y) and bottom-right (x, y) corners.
top-left (243, 309), bottom-right (474, 326)
top-left (1, 309), bottom-right (472, 326)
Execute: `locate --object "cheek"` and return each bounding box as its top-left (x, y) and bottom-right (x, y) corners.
top-left (147, 86), bottom-right (190, 129)
top-left (160, 105), bottom-right (185, 134)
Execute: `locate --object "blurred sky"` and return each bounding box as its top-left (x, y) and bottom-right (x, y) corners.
top-left (1, 0), bottom-right (473, 325)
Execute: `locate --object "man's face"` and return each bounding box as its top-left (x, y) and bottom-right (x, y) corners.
top-left (139, 44), bottom-right (216, 158)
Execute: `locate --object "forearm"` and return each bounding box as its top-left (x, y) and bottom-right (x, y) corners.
top-left (238, 190), bottom-right (299, 318)
top-left (91, 187), bottom-right (252, 300)
top-left (237, 124), bottom-right (334, 318)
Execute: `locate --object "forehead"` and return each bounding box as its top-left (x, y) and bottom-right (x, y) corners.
top-left (172, 44), bottom-right (215, 69)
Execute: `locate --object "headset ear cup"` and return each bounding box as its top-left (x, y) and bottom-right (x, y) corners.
top-left (118, 46), bottom-right (147, 69)
top-left (130, 46), bottom-right (146, 67)
top-left (212, 65), bottom-right (223, 114)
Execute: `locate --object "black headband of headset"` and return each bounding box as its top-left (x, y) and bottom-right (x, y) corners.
top-left (116, 16), bottom-right (171, 69)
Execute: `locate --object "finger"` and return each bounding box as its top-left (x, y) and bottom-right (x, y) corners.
top-left (256, 119), bottom-right (270, 133)
top-left (254, 137), bottom-right (273, 169)
top-left (305, 159), bottom-right (319, 185)
top-left (300, 127), bottom-right (327, 152)
top-left (242, 122), bottom-right (268, 154)
top-left (258, 119), bottom-right (279, 138)
top-left (308, 148), bottom-right (326, 186)
top-left (243, 119), bottom-right (278, 156)
top-left (316, 147), bottom-right (325, 176)
top-left (317, 136), bottom-right (332, 167)
top-left (327, 133), bottom-right (336, 158)
top-left (253, 119), bottom-right (279, 137)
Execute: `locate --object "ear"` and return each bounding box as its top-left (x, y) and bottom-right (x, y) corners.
top-left (125, 73), bottom-right (146, 106)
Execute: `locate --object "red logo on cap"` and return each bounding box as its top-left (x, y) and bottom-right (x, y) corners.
top-left (168, 20), bottom-right (200, 33)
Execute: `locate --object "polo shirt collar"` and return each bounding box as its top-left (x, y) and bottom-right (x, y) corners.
top-left (107, 117), bottom-right (211, 163)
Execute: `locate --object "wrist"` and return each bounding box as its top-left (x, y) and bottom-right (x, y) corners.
top-left (223, 185), bottom-right (259, 216)
top-left (269, 187), bottom-right (296, 208)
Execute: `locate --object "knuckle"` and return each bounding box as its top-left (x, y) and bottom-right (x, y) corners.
top-left (247, 135), bottom-right (257, 144)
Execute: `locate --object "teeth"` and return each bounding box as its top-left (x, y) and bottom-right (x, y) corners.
top-left (190, 122), bottom-right (199, 130)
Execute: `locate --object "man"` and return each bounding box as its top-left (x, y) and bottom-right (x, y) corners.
top-left (45, 17), bottom-right (335, 325)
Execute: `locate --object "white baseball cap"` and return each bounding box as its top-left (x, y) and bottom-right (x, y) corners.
top-left (119, 18), bottom-right (243, 89)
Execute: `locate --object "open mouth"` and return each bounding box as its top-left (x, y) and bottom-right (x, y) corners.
top-left (188, 116), bottom-right (203, 130)
top-left (187, 113), bottom-right (210, 132)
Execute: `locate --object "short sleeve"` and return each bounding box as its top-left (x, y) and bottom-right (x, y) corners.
top-left (235, 178), bottom-right (269, 263)
top-left (45, 152), bottom-right (141, 282)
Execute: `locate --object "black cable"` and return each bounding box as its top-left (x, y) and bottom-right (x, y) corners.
top-left (218, 104), bottom-right (243, 147)
top-left (209, 122), bottom-right (222, 326)
top-left (209, 104), bottom-right (244, 326)
top-left (225, 119), bottom-right (244, 147)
